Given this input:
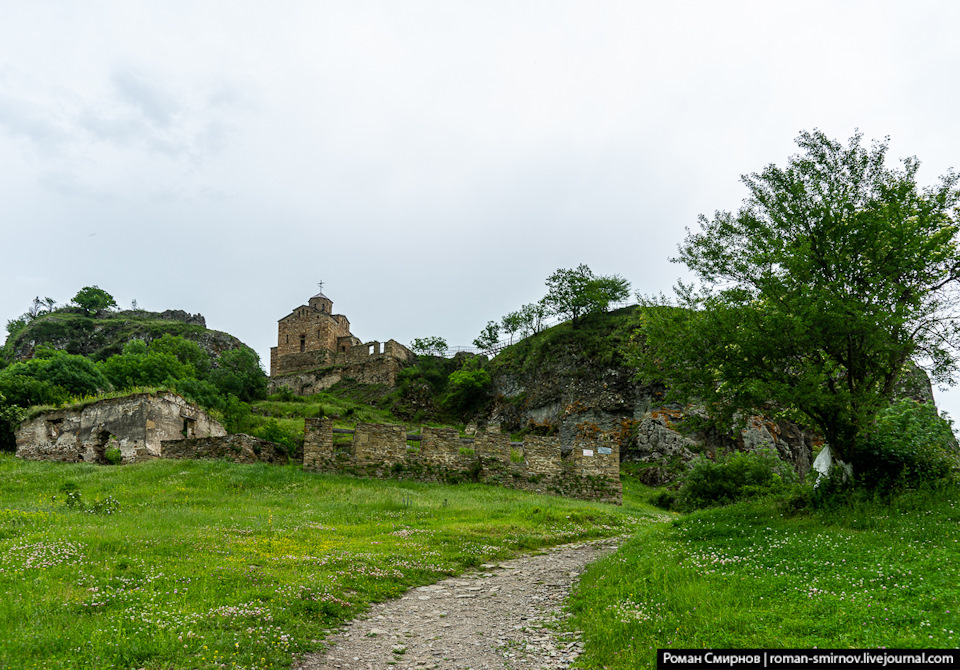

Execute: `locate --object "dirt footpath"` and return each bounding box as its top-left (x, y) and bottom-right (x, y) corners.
top-left (293, 537), bottom-right (622, 670)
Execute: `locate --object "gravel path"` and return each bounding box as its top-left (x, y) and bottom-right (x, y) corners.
top-left (293, 537), bottom-right (622, 670)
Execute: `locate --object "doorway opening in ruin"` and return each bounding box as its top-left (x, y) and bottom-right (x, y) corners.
top-left (93, 430), bottom-right (113, 464)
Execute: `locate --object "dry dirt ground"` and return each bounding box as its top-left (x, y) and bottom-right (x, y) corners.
top-left (293, 537), bottom-right (622, 670)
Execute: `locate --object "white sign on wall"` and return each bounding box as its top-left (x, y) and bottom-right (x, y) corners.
top-left (582, 449), bottom-right (594, 457)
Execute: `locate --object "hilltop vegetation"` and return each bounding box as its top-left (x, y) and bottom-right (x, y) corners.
top-left (0, 288), bottom-right (269, 450)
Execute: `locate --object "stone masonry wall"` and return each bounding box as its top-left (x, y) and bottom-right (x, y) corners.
top-left (268, 356), bottom-right (407, 395)
top-left (161, 433), bottom-right (290, 464)
top-left (302, 420), bottom-right (622, 504)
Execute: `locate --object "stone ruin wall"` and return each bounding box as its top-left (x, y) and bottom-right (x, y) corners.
top-left (269, 341), bottom-right (412, 394)
top-left (302, 418), bottom-right (622, 505)
top-left (161, 433), bottom-right (291, 465)
top-left (15, 393), bottom-right (227, 465)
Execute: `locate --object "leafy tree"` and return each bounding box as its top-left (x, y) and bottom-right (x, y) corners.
top-left (853, 399), bottom-right (958, 490)
top-left (0, 392), bottom-right (26, 451)
top-left (636, 130), bottom-right (960, 467)
top-left (148, 334), bottom-right (211, 378)
top-left (220, 394), bottom-right (255, 434)
top-left (5, 316), bottom-right (29, 338)
top-left (472, 321), bottom-right (501, 353)
top-left (501, 311), bottom-right (524, 344)
top-left (441, 366), bottom-right (492, 416)
top-left (98, 340), bottom-right (195, 390)
top-left (544, 264), bottom-right (630, 328)
top-left (167, 377), bottom-right (224, 411)
top-left (208, 347), bottom-right (268, 402)
top-left (4, 348), bottom-right (112, 397)
top-left (0, 375), bottom-right (69, 408)
top-left (519, 300), bottom-right (549, 336)
top-left (410, 336), bottom-right (448, 357)
top-left (71, 286), bottom-right (117, 316)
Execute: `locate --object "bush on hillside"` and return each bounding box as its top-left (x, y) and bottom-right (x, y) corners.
top-left (2, 348), bottom-right (112, 398)
top-left (441, 367), bottom-right (492, 417)
top-left (99, 341), bottom-right (195, 390)
top-left (674, 449), bottom-right (796, 511)
top-left (208, 347), bottom-right (268, 402)
top-left (852, 399), bottom-right (958, 490)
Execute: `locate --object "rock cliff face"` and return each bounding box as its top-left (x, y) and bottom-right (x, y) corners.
top-left (491, 357), bottom-right (817, 485)
top-left (485, 308), bottom-right (936, 486)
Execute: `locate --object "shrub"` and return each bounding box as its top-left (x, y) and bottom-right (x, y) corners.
top-left (649, 489), bottom-right (677, 510)
top-left (208, 347), bottom-right (268, 402)
top-left (272, 386), bottom-right (299, 403)
top-left (440, 368), bottom-right (491, 416)
top-left (255, 418), bottom-right (300, 454)
top-left (852, 399), bottom-right (958, 490)
top-left (675, 449), bottom-right (796, 511)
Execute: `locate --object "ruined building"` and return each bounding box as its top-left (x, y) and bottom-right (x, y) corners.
top-left (16, 392), bottom-right (226, 464)
top-left (269, 292), bottom-right (414, 393)
top-left (16, 392), bottom-right (289, 465)
top-left (302, 419), bottom-right (622, 504)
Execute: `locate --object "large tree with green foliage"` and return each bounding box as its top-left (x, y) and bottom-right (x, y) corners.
top-left (208, 347), bottom-right (268, 402)
top-left (544, 264), bottom-right (630, 328)
top-left (410, 336), bottom-right (449, 357)
top-left (636, 130), bottom-right (960, 465)
top-left (3, 348), bottom-right (112, 398)
top-left (71, 286), bottom-right (117, 316)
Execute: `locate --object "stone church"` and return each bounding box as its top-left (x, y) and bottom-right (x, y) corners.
top-left (269, 292), bottom-right (413, 393)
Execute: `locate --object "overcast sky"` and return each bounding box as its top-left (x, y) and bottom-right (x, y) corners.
top-left (4, 1), bottom-right (960, 420)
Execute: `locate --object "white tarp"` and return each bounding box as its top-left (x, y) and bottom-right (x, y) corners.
top-left (812, 445), bottom-right (852, 485)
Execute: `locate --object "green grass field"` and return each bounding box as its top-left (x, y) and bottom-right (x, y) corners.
top-left (568, 486), bottom-right (960, 668)
top-left (4, 453), bottom-right (960, 670)
top-left (0, 454), bottom-right (647, 669)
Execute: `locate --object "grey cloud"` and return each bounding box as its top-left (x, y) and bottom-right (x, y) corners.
top-left (76, 109), bottom-right (145, 146)
top-left (36, 170), bottom-right (109, 199)
top-left (0, 91), bottom-right (69, 149)
top-left (110, 69), bottom-right (180, 128)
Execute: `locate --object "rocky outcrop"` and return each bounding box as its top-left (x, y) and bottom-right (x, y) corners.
top-left (490, 357), bottom-right (821, 485)
top-left (487, 329), bottom-right (944, 486)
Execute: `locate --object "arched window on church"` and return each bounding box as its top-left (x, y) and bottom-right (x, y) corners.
top-left (300, 335), bottom-right (306, 353)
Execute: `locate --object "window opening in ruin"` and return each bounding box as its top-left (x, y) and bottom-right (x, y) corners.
top-left (300, 335), bottom-right (306, 353)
